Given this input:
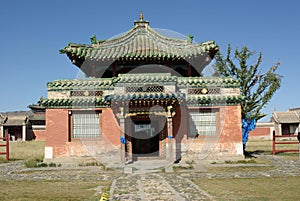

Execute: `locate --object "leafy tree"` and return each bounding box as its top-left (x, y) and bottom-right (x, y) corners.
top-left (214, 44), bottom-right (282, 121)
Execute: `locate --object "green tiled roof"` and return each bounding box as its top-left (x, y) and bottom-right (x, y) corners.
top-left (47, 78), bottom-right (114, 91)
top-left (186, 95), bottom-right (244, 106)
top-left (177, 77), bottom-right (240, 87)
top-left (116, 73), bottom-right (177, 83)
top-left (40, 73), bottom-right (243, 108)
top-left (61, 19), bottom-right (218, 65)
top-left (40, 97), bottom-right (109, 108)
top-left (106, 92), bottom-right (185, 101)
top-left (47, 75), bottom-right (239, 89)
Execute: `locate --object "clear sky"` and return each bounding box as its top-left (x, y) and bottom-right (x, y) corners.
top-left (0, 0), bottom-right (299, 121)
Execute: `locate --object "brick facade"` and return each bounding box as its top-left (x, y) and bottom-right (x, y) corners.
top-left (43, 104), bottom-right (243, 161)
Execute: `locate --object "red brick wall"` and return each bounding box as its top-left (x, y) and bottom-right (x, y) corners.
top-left (33, 130), bottom-right (46, 140)
top-left (45, 108), bottom-right (120, 158)
top-left (45, 105), bottom-right (243, 159)
top-left (249, 126), bottom-right (272, 139)
top-left (173, 105), bottom-right (189, 142)
top-left (101, 108), bottom-right (120, 146)
top-left (219, 106), bottom-right (242, 142)
top-left (185, 105), bottom-right (243, 160)
top-left (45, 109), bottom-right (69, 147)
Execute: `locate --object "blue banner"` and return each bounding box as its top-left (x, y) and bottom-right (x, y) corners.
top-left (242, 117), bottom-right (256, 148)
top-left (120, 136), bottom-right (126, 144)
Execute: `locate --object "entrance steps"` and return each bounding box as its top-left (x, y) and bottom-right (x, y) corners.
top-left (124, 159), bottom-right (173, 173)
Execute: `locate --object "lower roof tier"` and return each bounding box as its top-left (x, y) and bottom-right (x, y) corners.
top-left (39, 73), bottom-right (243, 108)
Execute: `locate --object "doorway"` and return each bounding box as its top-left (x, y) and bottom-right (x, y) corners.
top-left (131, 120), bottom-right (159, 157)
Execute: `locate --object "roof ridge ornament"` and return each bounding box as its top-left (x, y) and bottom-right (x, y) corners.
top-left (134, 11), bottom-right (149, 27)
top-left (140, 11), bottom-right (144, 22)
top-left (187, 34), bottom-right (194, 43)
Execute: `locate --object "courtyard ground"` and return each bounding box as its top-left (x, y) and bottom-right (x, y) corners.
top-left (0, 139), bottom-right (299, 200)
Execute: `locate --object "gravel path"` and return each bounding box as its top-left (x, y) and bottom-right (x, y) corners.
top-left (110, 174), bottom-right (212, 200)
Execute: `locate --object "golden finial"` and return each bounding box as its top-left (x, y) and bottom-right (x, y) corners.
top-left (139, 11), bottom-right (144, 22)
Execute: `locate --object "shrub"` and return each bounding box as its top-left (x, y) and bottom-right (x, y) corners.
top-left (24, 159), bottom-right (39, 168)
top-left (48, 162), bottom-right (57, 167)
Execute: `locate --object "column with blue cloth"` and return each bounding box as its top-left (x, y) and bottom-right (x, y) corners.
top-left (242, 117), bottom-right (256, 154)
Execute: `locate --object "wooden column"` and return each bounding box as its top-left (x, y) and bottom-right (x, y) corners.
top-left (92, 62), bottom-right (96, 78)
top-left (166, 106), bottom-right (174, 162)
top-left (118, 107), bottom-right (126, 164)
top-left (278, 123), bottom-right (282, 135)
top-left (112, 63), bottom-right (117, 77)
top-left (126, 118), bottom-right (132, 163)
top-left (0, 126), bottom-right (3, 139)
top-left (188, 64), bottom-right (192, 77)
top-left (22, 123), bottom-right (26, 141)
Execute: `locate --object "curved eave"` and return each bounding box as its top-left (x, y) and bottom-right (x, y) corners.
top-left (64, 45), bottom-right (218, 64)
top-left (40, 98), bottom-right (110, 108)
top-left (177, 77), bottom-right (240, 88)
top-left (106, 92), bottom-right (185, 101)
top-left (62, 22), bottom-right (219, 68)
top-left (185, 95), bottom-right (245, 106)
top-left (47, 78), bottom-right (114, 90)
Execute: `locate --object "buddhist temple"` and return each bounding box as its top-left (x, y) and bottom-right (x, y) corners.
top-left (37, 13), bottom-right (244, 164)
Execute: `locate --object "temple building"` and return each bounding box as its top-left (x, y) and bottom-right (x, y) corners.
top-left (0, 113), bottom-right (28, 141)
top-left (37, 13), bottom-right (244, 164)
top-left (0, 109), bottom-right (45, 141)
top-left (272, 108), bottom-right (300, 135)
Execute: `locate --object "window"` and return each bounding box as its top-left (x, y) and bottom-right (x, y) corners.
top-left (126, 85), bottom-right (164, 93)
top-left (72, 111), bottom-right (100, 138)
top-left (189, 110), bottom-right (217, 136)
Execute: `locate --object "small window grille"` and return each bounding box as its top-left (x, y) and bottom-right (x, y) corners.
top-left (189, 110), bottom-right (216, 136)
top-left (71, 91), bottom-right (103, 97)
top-left (126, 85), bottom-right (164, 93)
top-left (72, 111), bottom-right (100, 138)
top-left (188, 88), bottom-right (220, 95)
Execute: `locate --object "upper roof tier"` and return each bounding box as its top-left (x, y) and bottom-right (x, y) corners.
top-left (61, 13), bottom-right (219, 77)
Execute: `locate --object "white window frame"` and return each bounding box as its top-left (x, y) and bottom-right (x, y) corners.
top-left (189, 109), bottom-right (217, 136)
top-left (71, 111), bottom-right (100, 139)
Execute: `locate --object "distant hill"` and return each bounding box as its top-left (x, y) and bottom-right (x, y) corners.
top-left (0, 110), bottom-right (33, 116)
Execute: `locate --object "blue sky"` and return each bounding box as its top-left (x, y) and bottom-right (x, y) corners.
top-left (0, 0), bottom-right (299, 121)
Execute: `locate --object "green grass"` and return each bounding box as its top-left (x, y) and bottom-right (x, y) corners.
top-left (225, 159), bottom-right (257, 164)
top-left (207, 165), bottom-right (275, 173)
top-left (246, 139), bottom-right (273, 154)
top-left (247, 139), bottom-right (299, 160)
top-left (193, 176), bottom-right (300, 201)
top-left (79, 161), bottom-right (105, 168)
top-left (24, 158), bottom-right (61, 168)
top-left (0, 180), bottom-right (110, 201)
top-left (0, 140), bottom-right (45, 162)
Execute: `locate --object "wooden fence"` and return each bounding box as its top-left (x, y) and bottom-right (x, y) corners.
top-left (0, 134), bottom-right (9, 160)
top-left (272, 131), bottom-right (300, 155)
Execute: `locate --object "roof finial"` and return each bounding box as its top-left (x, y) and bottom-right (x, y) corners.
top-left (139, 11), bottom-right (144, 22)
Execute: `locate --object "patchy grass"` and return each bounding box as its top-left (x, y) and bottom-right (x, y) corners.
top-left (207, 165), bottom-right (275, 173)
top-left (0, 140), bottom-right (45, 162)
top-left (246, 139), bottom-right (273, 154)
top-left (193, 176), bottom-right (300, 201)
top-left (173, 160), bottom-right (195, 171)
top-left (0, 180), bottom-right (111, 201)
top-left (24, 158), bottom-right (61, 168)
top-left (79, 161), bottom-right (105, 168)
top-left (246, 139), bottom-right (299, 160)
top-left (173, 165), bottom-right (194, 172)
top-left (275, 152), bottom-right (299, 160)
top-left (211, 156), bottom-right (272, 165)
top-left (225, 159), bottom-right (257, 164)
